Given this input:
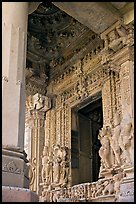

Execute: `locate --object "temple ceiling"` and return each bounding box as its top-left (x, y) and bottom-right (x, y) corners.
top-left (26, 2), bottom-right (133, 96)
top-left (26, 2), bottom-right (103, 95)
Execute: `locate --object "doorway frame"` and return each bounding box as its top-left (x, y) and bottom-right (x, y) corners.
top-left (71, 91), bottom-right (103, 185)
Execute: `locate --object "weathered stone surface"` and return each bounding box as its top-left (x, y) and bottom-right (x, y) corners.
top-left (52, 2), bottom-right (122, 34)
top-left (2, 186), bottom-right (39, 202)
top-left (117, 177), bottom-right (134, 202)
top-left (2, 147), bottom-right (29, 188)
top-left (90, 195), bottom-right (115, 202)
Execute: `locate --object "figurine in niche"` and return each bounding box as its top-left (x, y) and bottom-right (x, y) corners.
top-left (33, 93), bottom-right (44, 110)
top-left (46, 152), bottom-right (53, 185)
top-left (108, 25), bottom-right (127, 52)
top-left (98, 126), bottom-right (111, 169)
top-left (119, 113), bottom-right (133, 165)
top-left (59, 147), bottom-right (69, 188)
top-left (109, 112), bottom-right (122, 166)
top-left (29, 157), bottom-right (36, 192)
top-left (41, 146), bottom-right (50, 184)
top-left (53, 144), bottom-right (63, 186)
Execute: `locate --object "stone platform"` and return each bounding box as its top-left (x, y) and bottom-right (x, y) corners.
top-left (2, 186), bottom-right (39, 202)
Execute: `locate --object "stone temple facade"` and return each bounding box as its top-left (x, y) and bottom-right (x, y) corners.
top-left (2, 2), bottom-right (134, 202)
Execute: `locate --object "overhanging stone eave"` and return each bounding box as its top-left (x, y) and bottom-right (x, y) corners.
top-left (52, 2), bottom-right (122, 34)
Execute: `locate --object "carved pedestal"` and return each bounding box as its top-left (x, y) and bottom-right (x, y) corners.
top-left (117, 166), bottom-right (134, 202)
top-left (117, 177), bottom-right (134, 202)
top-left (2, 147), bottom-right (39, 202)
top-left (2, 146), bottom-right (29, 188)
top-left (58, 198), bottom-right (86, 202)
top-left (2, 186), bottom-right (39, 202)
top-left (90, 195), bottom-right (115, 202)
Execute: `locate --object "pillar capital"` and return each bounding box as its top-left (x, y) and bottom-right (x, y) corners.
top-left (26, 93), bottom-right (52, 112)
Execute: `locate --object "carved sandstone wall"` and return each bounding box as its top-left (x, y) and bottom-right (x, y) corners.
top-left (25, 21), bottom-right (134, 200)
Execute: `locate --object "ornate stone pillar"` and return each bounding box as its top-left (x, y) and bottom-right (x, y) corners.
top-left (2, 2), bottom-right (41, 202)
top-left (25, 93), bottom-right (51, 195)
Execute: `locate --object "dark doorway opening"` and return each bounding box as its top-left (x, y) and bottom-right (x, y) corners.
top-left (71, 95), bottom-right (103, 185)
top-left (78, 98), bottom-right (103, 181)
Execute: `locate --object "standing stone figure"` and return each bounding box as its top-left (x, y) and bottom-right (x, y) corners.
top-left (29, 157), bottom-right (36, 192)
top-left (98, 126), bottom-right (111, 170)
top-left (41, 146), bottom-right (49, 184)
top-left (120, 113), bottom-right (133, 165)
top-left (59, 147), bottom-right (69, 188)
top-left (109, 112), bottom-right (121, 166)
top-left (53, 145), bottom-right (63, 186)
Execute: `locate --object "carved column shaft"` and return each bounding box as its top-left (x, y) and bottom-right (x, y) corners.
top-left (25, 109), bottom-right (45, 194)
top-left (25, 93), bottom-right (51, 194)
top-left (120, 60), bottom-right (134, 119)
top-left (102, 77), bottom-right (112, 126)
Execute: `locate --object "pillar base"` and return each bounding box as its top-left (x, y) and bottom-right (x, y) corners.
top-left (2, 145), bottom-right (29, 188)
top-left (2, 186), bottom-right (39, 202)
top-left (117, 166), bottom-right (134, 202)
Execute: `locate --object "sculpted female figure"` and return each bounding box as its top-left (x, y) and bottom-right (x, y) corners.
top-left (109, 112), bottom-right (121, 166)
top-left (41, 146), bottom-right (49, 184)
top-left (98, 126), bottom-right (111, 169)
top-left (53, 144), bottom-right (63, 185)
top-left (119, 113), bottom-right (133, 165)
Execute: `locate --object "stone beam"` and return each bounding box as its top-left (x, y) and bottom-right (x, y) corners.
top-left (28, 2), bottom-right (42, 14)
top-left (52, 2), bottom-right (122, 34)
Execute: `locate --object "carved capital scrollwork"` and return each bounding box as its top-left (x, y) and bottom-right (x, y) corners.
top-left (100, 21), bottom-right (129, 65)
top-left (26, 93), bottom-right (51, 112)
top-left (2, 161), bottom-right (21, 174)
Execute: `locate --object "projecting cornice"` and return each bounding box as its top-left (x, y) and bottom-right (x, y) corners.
top-left (52, 2), bottom-right (133, 34)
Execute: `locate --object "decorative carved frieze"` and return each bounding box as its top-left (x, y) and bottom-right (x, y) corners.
top-left (100, 21), bottom-right (134, 66)
top-left (26, 93), bottom-right (51, 112)
top-left (39, 173), bottom-right (127, 202)
top-left (25, 16), bottom-right (134, 199)
top-left (2, 161), bottom-right (21, 174)
top-left (40, 145), bottom-right (70, 191)
top-left (27, 2), bottom-right (101, 84)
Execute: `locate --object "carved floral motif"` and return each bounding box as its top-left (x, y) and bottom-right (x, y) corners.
top-left (2, 161), bottom-right (21, 174)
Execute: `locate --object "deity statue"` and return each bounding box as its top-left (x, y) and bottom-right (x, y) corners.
top-left (109, 112), bottom-right (122, 166)
top-left (53, 144), bottom-right (63, 186)
top-left (59, 147), bottom-right (69, 188)
top-left (41, 146), bottom-right (50, 184)
top-left (33, 93), bottom-right (45, 110)
top-left (120, 113), bottom-right (133, 165)
top-left (29, 157), bottom-right (36, 192)
top-left (98, 126), bottom-right (111, 170)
